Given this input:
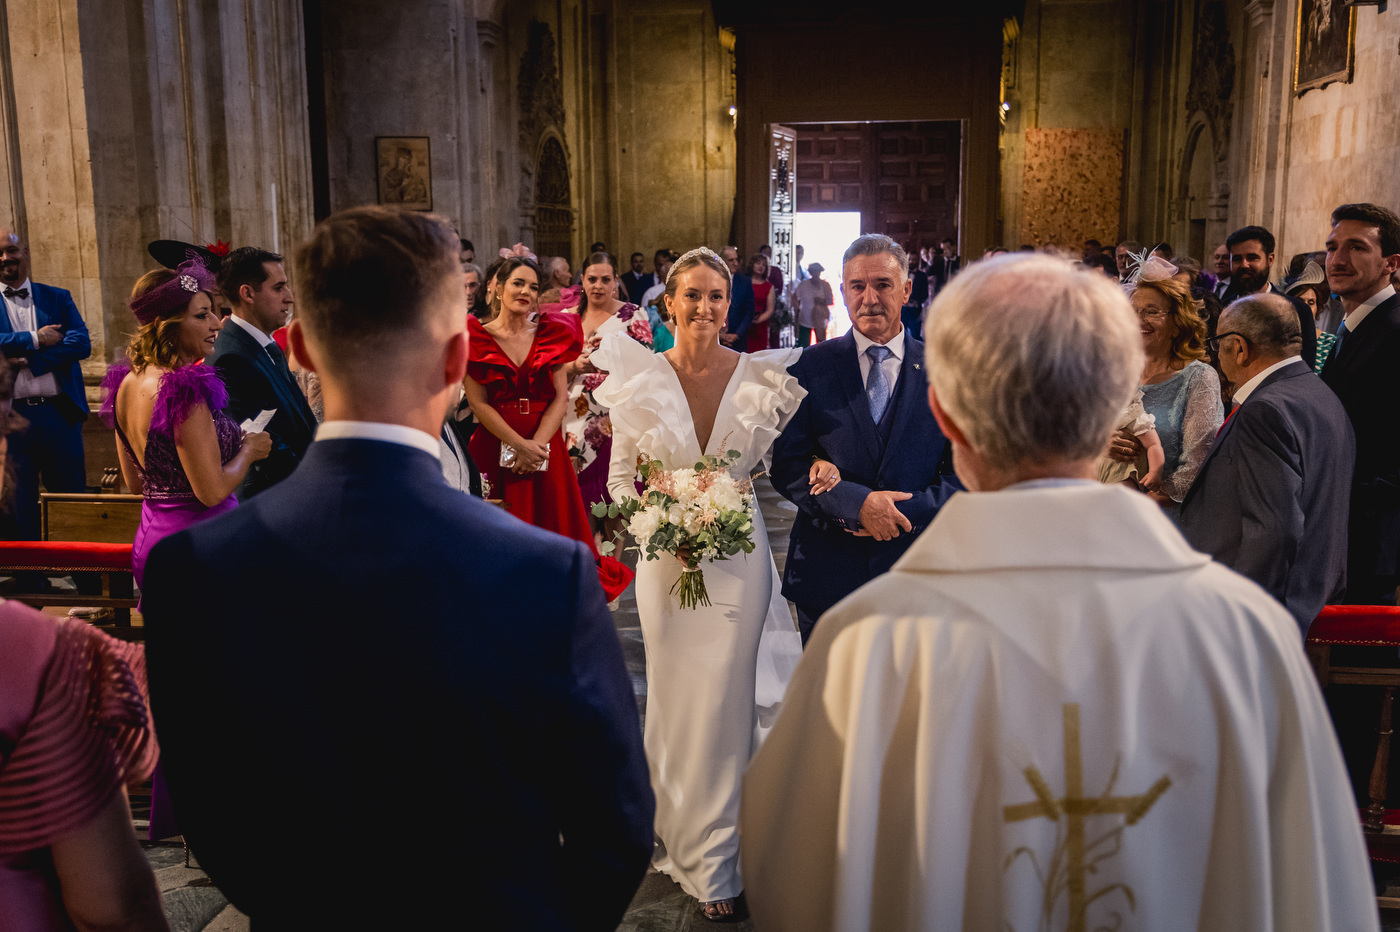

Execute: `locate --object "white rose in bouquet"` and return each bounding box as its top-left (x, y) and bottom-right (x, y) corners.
top-left (629, 507), bottom-right (661, 541)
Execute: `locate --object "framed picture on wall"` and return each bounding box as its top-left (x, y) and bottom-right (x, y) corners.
top-left (1294, 0), bottom-right (1355, 95)
top-left (375, 136), bottom-right (432, 210)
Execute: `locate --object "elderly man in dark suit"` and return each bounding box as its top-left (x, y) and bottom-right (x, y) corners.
top-left (0, 227), bottom-right (91, 540)
top-left (1178, 293), bottom-right (1354, 634)
top-left (211, 246), bottom-right (317, 496)
top-left (142, 206), bottom-right (654, 928)
top-left (1321, 202), bottom-right (1400, 605)
top-left (772, 234), bottom-right (961, 643)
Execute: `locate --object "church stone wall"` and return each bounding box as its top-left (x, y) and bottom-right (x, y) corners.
top-left (1275, 5), bottom-right (1400, 259)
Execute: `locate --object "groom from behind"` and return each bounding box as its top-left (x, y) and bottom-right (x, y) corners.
top-left (772, 234), bottom-right (961, 643)
top-left (142, 206), bottom-right (654, 928)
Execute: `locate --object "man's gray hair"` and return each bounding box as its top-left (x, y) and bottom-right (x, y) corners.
top-left (1223, 293), bottom-right (1303, 356)
top-left (842, 234), bottom-right (908, 282)
top-left (925, 254), bottom-right (1144, 473)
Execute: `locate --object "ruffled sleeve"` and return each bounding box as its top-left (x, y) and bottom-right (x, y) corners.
top-left (98, 359), bottom-right (133, 429)
top-left (466, 316), bottom-right (512, 392)
top-left (533, 312), bottom-right (583, 372)
top-left (151, 363), bottom-right (230, 434)
top-left (0, 613), bottom-right (158, 855)
top-left (592, 333), bottom-right (694, 503)
top-left (728, 348), bottom-right (808, 471)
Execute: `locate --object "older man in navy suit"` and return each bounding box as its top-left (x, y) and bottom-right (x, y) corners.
top-left (1178, 293), bottom-right (1354, 634)
top-left (772, 234), bottom-right (961, 643)
top-left (142, 206), bottom-right (654, 928)
top-left (0, 227), bottom-right (91, 540)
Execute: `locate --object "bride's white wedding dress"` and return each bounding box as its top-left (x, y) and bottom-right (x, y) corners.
top-left (593, 333), bottom-right (806, 903)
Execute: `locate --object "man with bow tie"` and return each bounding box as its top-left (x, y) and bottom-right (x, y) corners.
top-left (771, 234), bottom-right (961, 644)
top-left (212, 246), bottom-right (317, 497)
top-left (0, 227), bottom-right (92, 540)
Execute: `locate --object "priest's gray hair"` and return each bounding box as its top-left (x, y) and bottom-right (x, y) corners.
top-left (924, 253), bottom-right (1144, 473)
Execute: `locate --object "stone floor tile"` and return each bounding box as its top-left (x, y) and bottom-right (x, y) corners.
top-left (201, 904), bottom-right (250, 931)
top-left (159, 885), bottom-right (229, 932)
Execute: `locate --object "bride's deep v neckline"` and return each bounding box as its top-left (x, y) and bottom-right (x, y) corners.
top-left (660, 354), bottom-right (747, 458)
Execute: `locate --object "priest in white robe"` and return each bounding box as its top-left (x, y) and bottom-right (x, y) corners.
top-left (739, 253), bottom-right (1377, 932)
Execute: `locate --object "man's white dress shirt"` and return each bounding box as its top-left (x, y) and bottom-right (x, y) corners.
top-left (851, 325), bottom-right (904, 396)
top-left (315, 420), bottom-right (440, 460)
top-left (2, 278), bottom-right (59, 398)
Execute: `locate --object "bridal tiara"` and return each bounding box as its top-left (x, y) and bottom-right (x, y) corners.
top-left (666, 246), bottom-right (732, 287)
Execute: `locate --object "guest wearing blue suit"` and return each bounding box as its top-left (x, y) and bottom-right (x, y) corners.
top-left (0, 228), bottom-right (91, 540)
top-left (211, 247), bottom-right (317, 497)
top-left (1178, 294), bottom-right (1355, 635)
top-left (720, 245), bottom-right (755, 348)
top-left (772, 235), bottom-right (960, 643)
top-left (142, 206), bottom-right (654, 928)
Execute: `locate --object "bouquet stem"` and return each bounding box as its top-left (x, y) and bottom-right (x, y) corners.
top-left (671, 564), bottom-right (711, 610)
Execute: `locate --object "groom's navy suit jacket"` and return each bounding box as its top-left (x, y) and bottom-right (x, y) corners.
top-left (772, 330), bottom-right (961, 618)
top-left (210, 319), bottom-right (316, 496)
top-left (143, 437), bottom-right (654, 929)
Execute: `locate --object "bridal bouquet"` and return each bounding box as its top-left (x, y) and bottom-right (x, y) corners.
top-left (593, 448), bottom-right (756, 609)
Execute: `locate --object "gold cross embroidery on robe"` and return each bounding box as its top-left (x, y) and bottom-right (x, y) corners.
top-left (1002, 703), bottom-right (1171, 932)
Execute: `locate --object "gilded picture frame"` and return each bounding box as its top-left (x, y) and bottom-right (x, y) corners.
top-left (375, 136), bottom-right (432, 210)
top-left (1294, 0), bottom-right (1356, 95)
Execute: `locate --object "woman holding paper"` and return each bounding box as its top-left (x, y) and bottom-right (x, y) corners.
top-left (101, 262), bottom-right (272, 591)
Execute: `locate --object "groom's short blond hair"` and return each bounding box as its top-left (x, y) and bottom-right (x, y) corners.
top-left (924, 253), bottom-right (1144, 473)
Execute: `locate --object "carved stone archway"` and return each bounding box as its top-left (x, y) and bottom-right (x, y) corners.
top-left (534, 134), bottom-right (572, 262)
top-left (517, 21), bottom-right (568, 253)
top-left (1180, 1), bottom-right (1235, 254)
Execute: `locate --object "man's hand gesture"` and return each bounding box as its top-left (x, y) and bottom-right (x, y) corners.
top-left (854, 490), bottom-right (913, 541)
top-left (36, 324), bottom-right (62, 348)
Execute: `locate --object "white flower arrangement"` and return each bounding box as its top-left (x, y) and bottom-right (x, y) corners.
top-left (594, 447), bottom-right (756, 609)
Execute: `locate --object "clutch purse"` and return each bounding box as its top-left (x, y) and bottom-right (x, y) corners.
top-left (500, 443), bottom-right (548, 471)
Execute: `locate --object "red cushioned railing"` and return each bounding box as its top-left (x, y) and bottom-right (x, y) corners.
top-left (0, 541), bottom-right (134, 573)
top-left (1307, 605), bottom-right (1400, 648)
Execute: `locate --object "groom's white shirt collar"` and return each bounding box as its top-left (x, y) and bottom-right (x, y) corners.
top-left (315, 420), bottom-right (441, 460)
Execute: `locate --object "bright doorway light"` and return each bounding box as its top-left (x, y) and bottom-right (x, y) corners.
top-left (793, 211), bottom-right (861, 340)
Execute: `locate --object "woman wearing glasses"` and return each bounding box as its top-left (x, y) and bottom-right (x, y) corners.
top-left (1109, 271), bottom-right (1222, 517)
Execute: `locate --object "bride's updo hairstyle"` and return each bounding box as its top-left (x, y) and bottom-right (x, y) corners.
top-left (125, 264), bottom-right (215, 372)
top-left (662, 248), bottom-right (732, 320)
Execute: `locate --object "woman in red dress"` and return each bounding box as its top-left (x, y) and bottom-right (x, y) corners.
top-left (747, 252), bottom-right (777, 353)
top-left (464, 256), bottom-right (632, 600)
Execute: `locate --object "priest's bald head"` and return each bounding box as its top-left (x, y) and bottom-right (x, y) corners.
top-left (924, 253), bottom-right (1143, 491)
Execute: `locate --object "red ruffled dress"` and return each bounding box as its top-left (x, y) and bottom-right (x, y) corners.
top-left (467, 313), bottom-right (634, 600)
top-left (0, 603), bottom-right (159, 930)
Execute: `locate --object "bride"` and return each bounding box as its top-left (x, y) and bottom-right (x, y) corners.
top-left (593, 247), bottom-right (820, 920)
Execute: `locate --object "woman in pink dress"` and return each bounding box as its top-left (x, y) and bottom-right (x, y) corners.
top-left (747, 253), bottom-right (777, 353)
top-left (0, 356), bottom-right (168, 931)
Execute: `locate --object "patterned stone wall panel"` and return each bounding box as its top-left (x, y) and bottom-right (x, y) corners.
top-left (1021, 128), bottom-right (1124, 249)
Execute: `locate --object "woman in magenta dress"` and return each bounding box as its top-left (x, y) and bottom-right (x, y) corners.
top-left (102, 261), bottom-right (272, 590)
top-left (747, 252), bottom-right (777, 353)
top-left (0, 356), bottom-right (168, 931)
top-left (101, 262), bottom-right (271, 843)
top-left (464, 256), bottom-right (633, 601)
